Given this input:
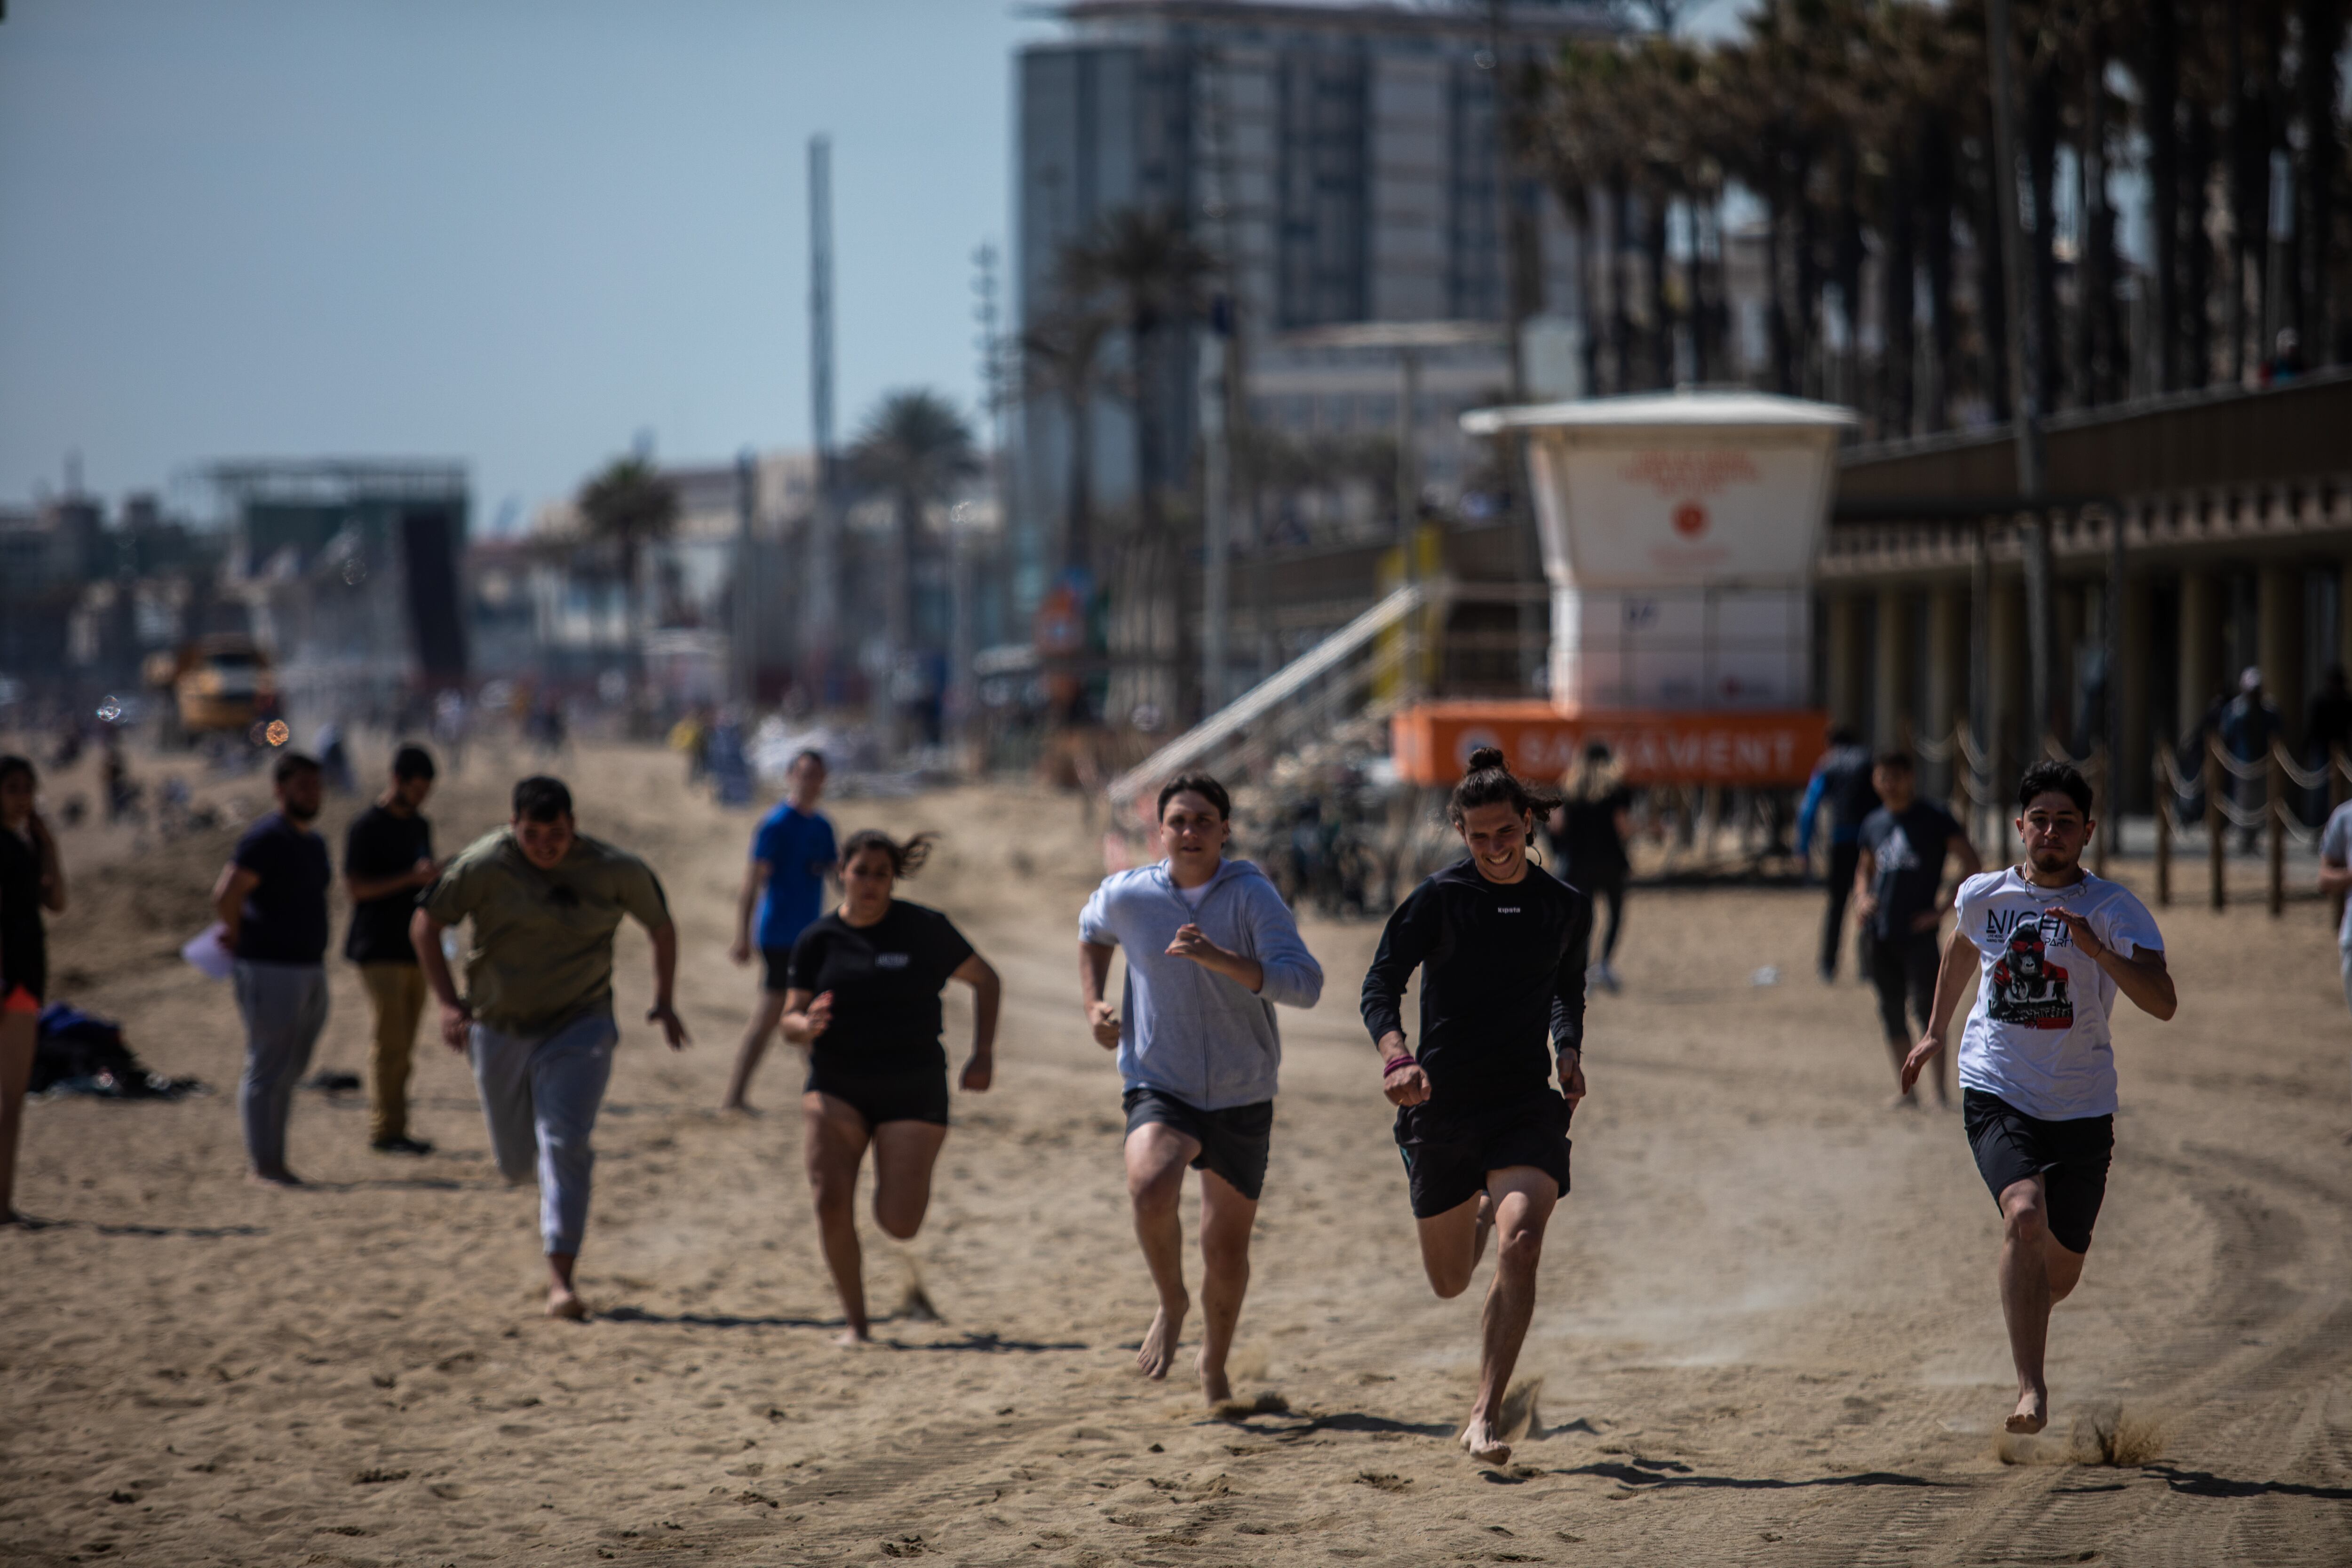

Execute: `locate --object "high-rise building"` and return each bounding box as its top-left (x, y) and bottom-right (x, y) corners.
top-left (1014, 0), bottom-right (1614, 606)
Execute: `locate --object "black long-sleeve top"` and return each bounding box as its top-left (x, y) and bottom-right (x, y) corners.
top-left (1360, 858), bottom-right (1591, 1111)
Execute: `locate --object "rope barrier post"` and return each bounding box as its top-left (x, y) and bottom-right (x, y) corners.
top-left (2268, 747), bottom-right (2286, 918)
top-left (2091, 740), bottom-right (2109, 879)
top-left (2205, 741), bottom-right (2225, 911)
top-left (2152, 746), bottom-right (2169, 907)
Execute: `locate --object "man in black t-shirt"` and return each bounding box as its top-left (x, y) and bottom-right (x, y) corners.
top-left (211, 751), bottom-right (333, 1186)
top-left (1854, 751), bottom-right (1980, 1107)
top-left (344, 745), bottom-right (441, 1154)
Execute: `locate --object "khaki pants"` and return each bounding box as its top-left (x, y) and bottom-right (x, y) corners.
top-left (358, 963), bottom-right (429, 1144)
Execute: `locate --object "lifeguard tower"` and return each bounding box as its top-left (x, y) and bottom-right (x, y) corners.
top-left (1392, 390), bottom-right (1856, 788)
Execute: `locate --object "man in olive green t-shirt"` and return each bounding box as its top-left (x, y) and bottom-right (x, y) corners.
top-left (412, 774), bottom-right (689, 1319)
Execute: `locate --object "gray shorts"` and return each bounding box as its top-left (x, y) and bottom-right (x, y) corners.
top-left (1122, 1087), bottom-right (1273, 1202)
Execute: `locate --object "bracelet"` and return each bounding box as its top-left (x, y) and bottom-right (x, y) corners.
top-left (1381, 1054), bottom-right (1418, 1075)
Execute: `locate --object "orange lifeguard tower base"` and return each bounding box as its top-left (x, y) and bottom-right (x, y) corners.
top-left (1392, 702), bottom-right (1827, 787)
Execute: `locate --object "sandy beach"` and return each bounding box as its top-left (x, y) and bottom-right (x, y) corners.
top-left (5, 738), bottom-right (2350, 1566)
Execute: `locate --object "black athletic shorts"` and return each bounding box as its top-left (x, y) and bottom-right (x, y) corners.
top-left (807, 1063), bottom-right (950, 1128)
top-left (1121, 1087), bottom-right (1273, 1202)
top-left (761, 945), bottom-right (795, 994)
top-left (1394, 1094), bottom-right (1573, 1220)
top-left (1963, 1089), bottom-right (2113, 1255)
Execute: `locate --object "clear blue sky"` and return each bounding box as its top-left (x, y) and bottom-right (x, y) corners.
top-left (0, 0), bottom-right (1055, 530)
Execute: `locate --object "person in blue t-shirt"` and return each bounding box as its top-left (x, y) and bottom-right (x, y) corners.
top-left (721, 749), bottom-right (838, 1111)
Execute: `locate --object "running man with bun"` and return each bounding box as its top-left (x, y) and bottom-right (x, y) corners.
top-left (1903, 760), bottom-right (2175, 1435)
top-left (1362, 748), bottom-right (1591, 1466)
top-left (778, 829), bottom-right (1000, 1345)
top-left (412, 775), bottom-right (688, 1320)
top-left (721, 748), bottom-right (836, 1112)
top-left (1078, 772), bottom-right (1324, 1405)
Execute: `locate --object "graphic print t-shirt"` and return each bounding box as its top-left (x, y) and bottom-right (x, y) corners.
top-left (1857, 800), bottom-right (1963, 939)
top-left (787, 899), bottom-right (975, 1076)
top-left (1955, 868), bottom-right (2163, 1121)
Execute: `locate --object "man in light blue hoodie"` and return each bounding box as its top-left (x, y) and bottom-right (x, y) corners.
top-left (1080, 772), bottom-right (1323, 1406)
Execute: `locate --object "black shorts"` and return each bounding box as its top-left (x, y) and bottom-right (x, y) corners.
top-left (1121, 1088), bottom-right (1273, 1202)
top-left (761, 946), bottom-right (795, 994)
top-left (1394, 1095), bottom-right (1573, 1220)
top-left (1963, 1089), bottom-right (2113, 1255)
top-left (807, 1063), bottom-right (950, 1128)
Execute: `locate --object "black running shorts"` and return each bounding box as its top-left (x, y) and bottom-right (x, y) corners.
top-left (1963, 1089), bottom-right (2113, 1255)
top-left (761, 945), bottom-right (795, 995)
top-left (807, 1063), bottom-right (950, 1128)
top-left (1121, 1087), bottom-right (1274, 1202)
top-left (1394, 1094), bottom-right (1573, 1220)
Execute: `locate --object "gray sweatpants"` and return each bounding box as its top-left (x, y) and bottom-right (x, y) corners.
top-left (468, 1011), bottom-right (616, 1256)
top-left (233, 961), bottom-right (329, 1176)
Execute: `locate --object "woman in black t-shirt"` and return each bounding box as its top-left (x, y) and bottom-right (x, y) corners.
top-left (780, 828), bottom-right (1001, 1344)
top-left (2, 755), bottom-right (68, 1224)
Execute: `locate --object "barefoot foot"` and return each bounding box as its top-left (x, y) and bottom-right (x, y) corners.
top-left (1198, 1347), bottom-right (1232, 1408)
top-left (833, 1327), bottom-right (874, 1348)
top-left (545, 1285), bottom-right (588, 1321)
top-left (249, 1168), bottom-right (303, 1188)
top-left (1459, 1415), bottom-right (1512, 1466)
top-left (2005, 1388), bottom-right (2048, 1434)
top-left (1136, 1295), bottom-right (1188, 1381)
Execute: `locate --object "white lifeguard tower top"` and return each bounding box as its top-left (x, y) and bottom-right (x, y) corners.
top-left (1462, 389), bottom-right (1858, 593)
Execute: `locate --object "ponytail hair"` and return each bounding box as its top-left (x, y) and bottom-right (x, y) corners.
top-left (839, 828), bottom-right (937, 879)
top-left (1447, 746), bottom-right (1565, 830)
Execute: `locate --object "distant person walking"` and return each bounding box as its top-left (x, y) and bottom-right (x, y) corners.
top-left (343, 744), bottom-right (442, 1155)
top-left (1902, 762), bottom-right (2174, 1436)
top-left (412, 776), bottom-right (687, 1320)
top-left (1853, 752), bottom-right (1980, 1108)
top-left (1078, 773), bottom-right (1324, 1405)
top-left (1, 755), bottom-right (67, 1224)
top-left (1548, 740), bottom-right (1632, 993)
top-left (721, 749), bottom-right (836, 1113)
top-left (212, 751), bottom-right (333, 1186)
top-left (1797, 726), bottom-right (1880, 982)
top-left (778, 830), bottom-right (1000, 1345)
top-left (2221, 668), bottom-right (2282, 853)
top-left (1362, 748), bottom-right (1589, 1467)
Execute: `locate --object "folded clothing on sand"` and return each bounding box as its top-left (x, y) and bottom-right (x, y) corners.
top-left (31, 1003), bottom-right (205, 1100)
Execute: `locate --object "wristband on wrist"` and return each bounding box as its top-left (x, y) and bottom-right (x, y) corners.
top-left (1381, 1053), bottom-right (1417, 1075)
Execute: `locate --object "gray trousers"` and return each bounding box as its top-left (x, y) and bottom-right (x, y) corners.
top-left (468, 1010), bottom-right (616, 1256)
top-left (233, 961), bottom-right (329, 1176)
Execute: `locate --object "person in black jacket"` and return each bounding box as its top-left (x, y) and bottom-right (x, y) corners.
top-left (1362, 747), bottom-right (1590, 1467)
top-left (1, 754), bottom-right (67, 1224)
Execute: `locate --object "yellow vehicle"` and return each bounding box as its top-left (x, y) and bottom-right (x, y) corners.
top-left (145, 635), bottom-right (280, 740)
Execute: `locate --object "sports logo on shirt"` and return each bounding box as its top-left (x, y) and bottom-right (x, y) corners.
top-left (1986, 921), bottom-right (2072, 1029)
top-left (876, 953), bottom-right (910, 969)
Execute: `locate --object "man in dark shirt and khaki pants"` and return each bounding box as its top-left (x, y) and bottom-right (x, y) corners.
top-left (343, 744), bottom-right (441, 1154)
top-left (211, 751), bottom-right (332, 1186)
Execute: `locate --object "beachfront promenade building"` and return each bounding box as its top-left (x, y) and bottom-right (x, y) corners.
top-left (1819, 370), bottom-right (2352, 814)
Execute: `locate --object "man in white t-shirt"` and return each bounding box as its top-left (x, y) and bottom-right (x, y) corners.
top-left (1902, 761), bottom-right (2177, 1437)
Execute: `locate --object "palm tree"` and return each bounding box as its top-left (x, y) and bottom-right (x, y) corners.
top-left (576, 455), bottom-right (679, 660)
top-left (1062, 207), bottom-right (1216, 728)
top-left (848, 389), bottom-right (978, 743)
top-left (1019, 296), bottom-right (1115, 578)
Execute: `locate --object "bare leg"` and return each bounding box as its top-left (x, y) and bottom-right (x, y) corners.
top-left (868, 1120), bottom-right (950, 1241)
top-left (546, 1251), bottom-right (586, 1320)
top-left (1459, 1167), bottom-right (1557, 1465)
top-left (720, 992), bottom-right (790, 1112)
top-left (1193, 1169), bottom-right (1259, 1405)
top-left (804, 1091), bottom-right (875, 1344)
top-left (0, 1010), bottom-right (35, 1222)
top-left (1414, 1192), bottom-right (1486, 1301)
top-left (1124, 1122), bottom-right (1199, 1381)
top-left (1995, 1175), bottom-right (2085, 1433)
